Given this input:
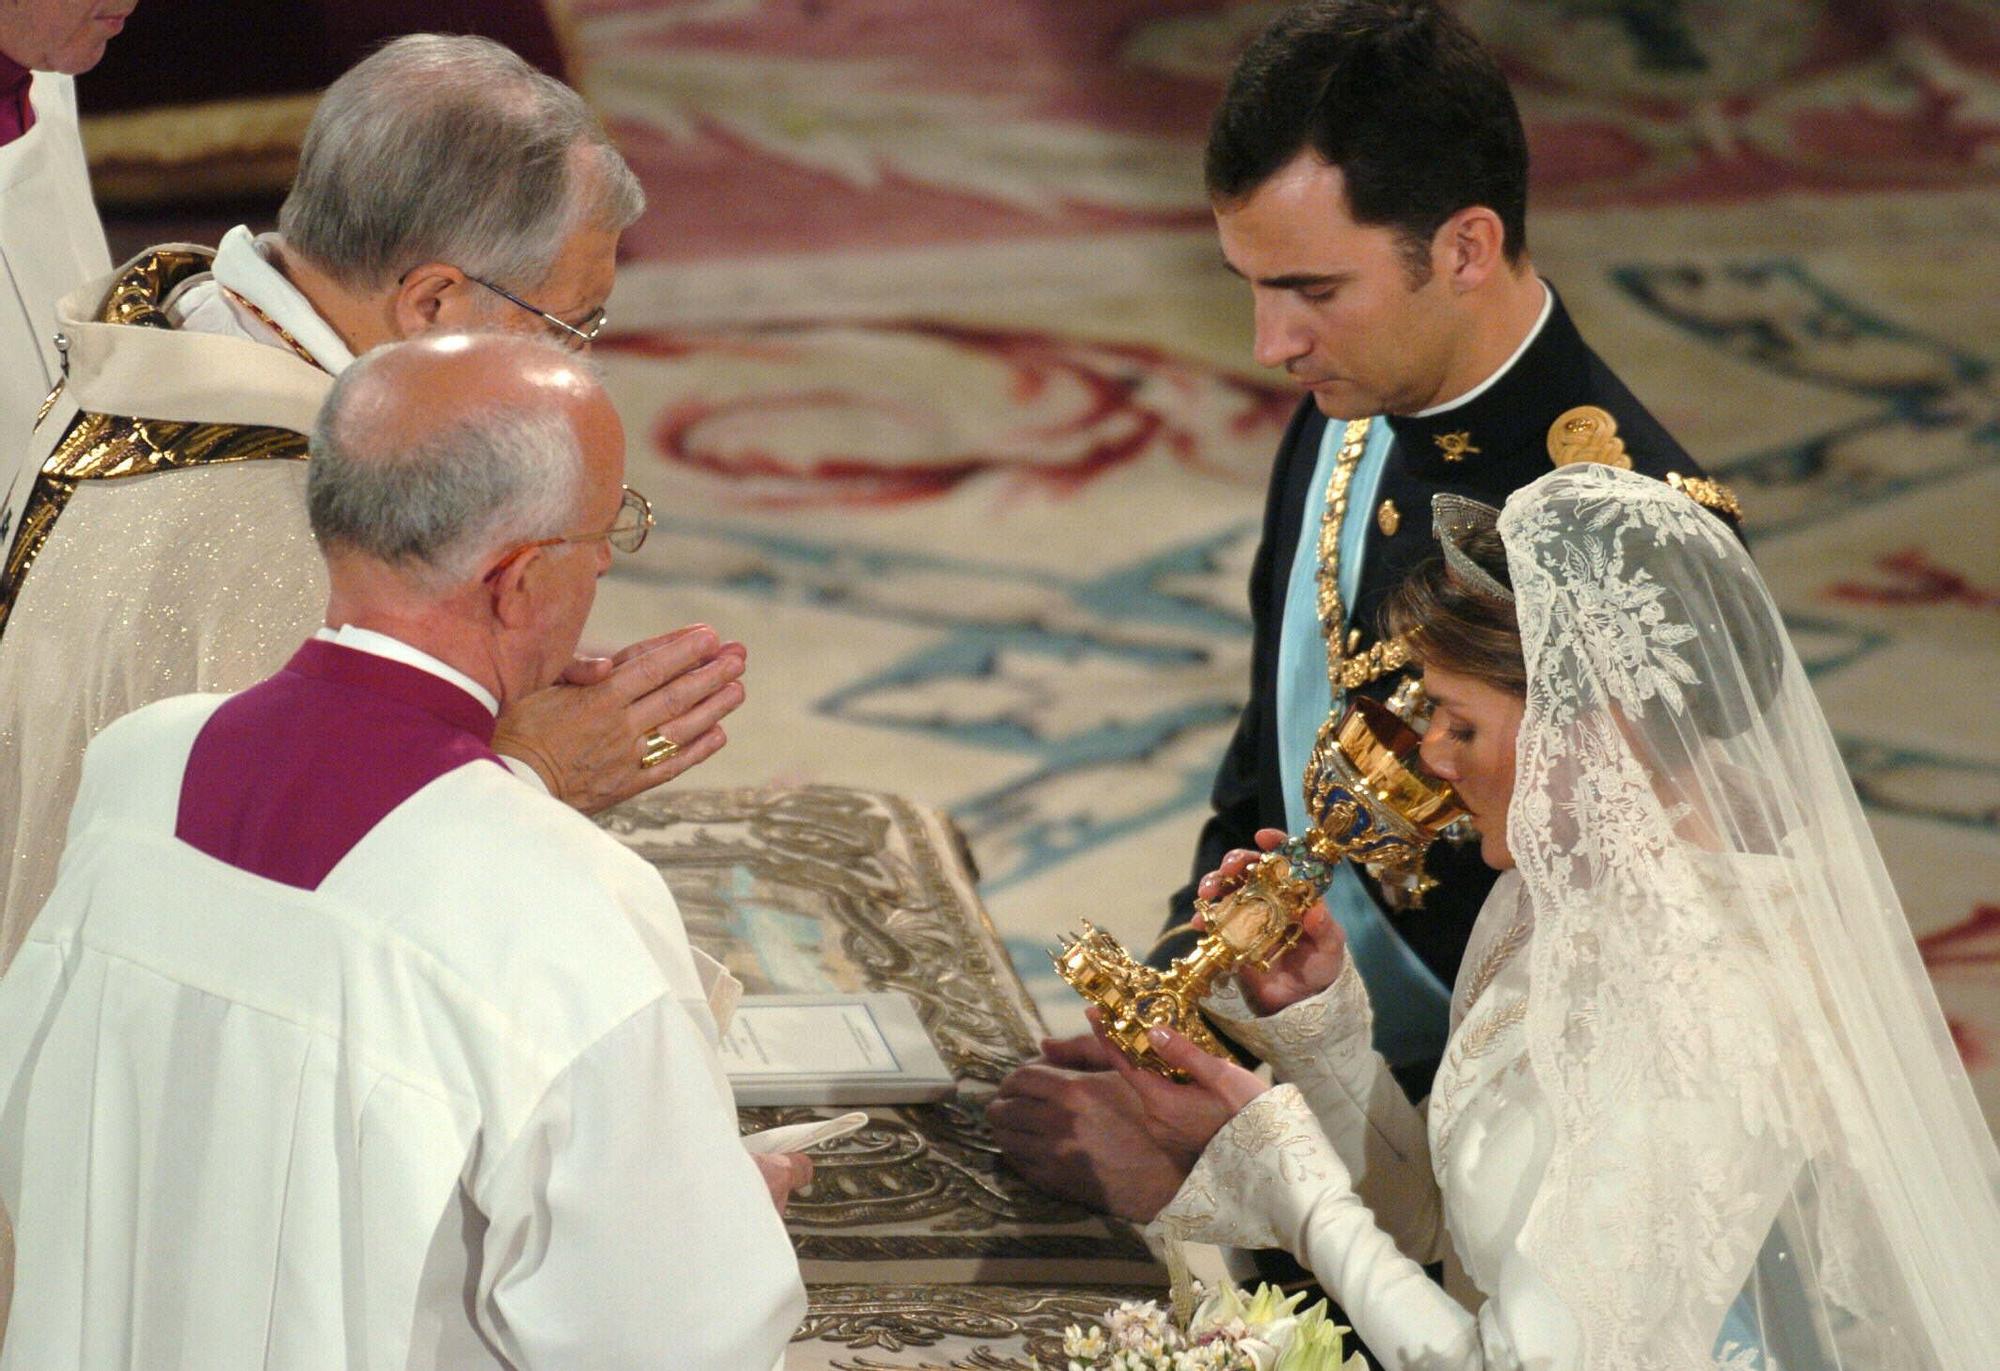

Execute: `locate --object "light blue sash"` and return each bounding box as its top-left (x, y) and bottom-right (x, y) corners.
top-left (1274, 417), bottom-right (1451, 1070)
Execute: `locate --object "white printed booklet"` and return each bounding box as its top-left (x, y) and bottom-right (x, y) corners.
top-left (717, 992), bottom-right (957, 1106)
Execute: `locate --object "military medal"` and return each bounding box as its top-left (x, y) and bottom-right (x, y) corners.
top-left (1434, 430), bottom-right (1479, 463)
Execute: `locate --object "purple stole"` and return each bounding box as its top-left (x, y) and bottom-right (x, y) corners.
top-left (177, 639), bottom-right (504, 890)
top-left (0, 54), bottom-right (31, 147)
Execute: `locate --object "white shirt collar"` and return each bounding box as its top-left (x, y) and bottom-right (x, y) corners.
top-left (205, 225), bottom-right (358, 374)
top-left (1410, 277), bottom-right (1554, 419)
top-left (313, 624), bottom-right (500, 716)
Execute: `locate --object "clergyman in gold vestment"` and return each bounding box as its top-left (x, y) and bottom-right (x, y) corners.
top-left (0, 38), bottom-right (761, 1026)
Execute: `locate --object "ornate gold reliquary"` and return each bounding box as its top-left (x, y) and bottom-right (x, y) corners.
top-left (1052, 696), bottom-right (1466, 1075)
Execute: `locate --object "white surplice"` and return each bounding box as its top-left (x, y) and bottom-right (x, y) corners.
top-left (0, 661), bottom-right (805, 1369)
top-left (0, 71), bottom-right (111, 560)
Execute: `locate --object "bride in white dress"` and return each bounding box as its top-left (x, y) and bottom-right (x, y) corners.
top-left (1108, 463), bottom-right (2000, 1370)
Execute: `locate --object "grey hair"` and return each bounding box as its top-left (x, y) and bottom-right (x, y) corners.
top-left (279, 34), bottom-right (645, 293)
top-left (307, 343), bottom-right (587, 592)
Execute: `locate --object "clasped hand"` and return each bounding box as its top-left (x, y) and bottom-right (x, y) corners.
top-left (751, 1152), bottom-right (814, 1217)
top-left (492, 624), bottom-right (747, 812)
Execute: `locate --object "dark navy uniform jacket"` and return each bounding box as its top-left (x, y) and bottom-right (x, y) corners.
top-left (1157, 287), bottom-right (1739, 998)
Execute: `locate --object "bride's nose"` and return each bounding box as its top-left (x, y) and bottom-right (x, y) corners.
top-left (1420, 731), bottom-right (1460, 782)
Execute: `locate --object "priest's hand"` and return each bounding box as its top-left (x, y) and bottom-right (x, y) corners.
top-left (1196, 828), bottom-right (1348, 1016)
top-left (751, 1151), bottom-right (814, 1217)
top-left (493, 624), bottom-right (747, 813)
top-left (987, 1032), bottom-right (1198, 1223)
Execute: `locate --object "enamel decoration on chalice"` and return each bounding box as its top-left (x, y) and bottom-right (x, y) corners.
top-left (1052, 695), bottom-right (1467, 1076)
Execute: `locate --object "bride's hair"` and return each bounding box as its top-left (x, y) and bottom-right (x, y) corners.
top-left (1385, 515), bottom-right (1785, 744)
top-left (1380, 527), bottom-right (1526, 696)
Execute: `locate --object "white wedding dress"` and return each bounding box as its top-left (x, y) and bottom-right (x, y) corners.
top-left (1168, 865), bottom-right (1814, 1370)
top-left (1152, 465), bottom-right (2000, 1371)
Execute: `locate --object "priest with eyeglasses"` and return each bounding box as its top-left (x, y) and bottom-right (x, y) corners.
top-left (0, 332), bottom-right (808, 1370)
top-left (0, 32), bottom-right (749, 1000)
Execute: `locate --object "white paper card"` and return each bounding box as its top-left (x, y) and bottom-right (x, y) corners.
top-left (719, 993), bottom-right (956, 1106)
top-left (720, 1001), bottom-right (901, 1076)
top-left (740, 1112), bottom-right (871, 1155)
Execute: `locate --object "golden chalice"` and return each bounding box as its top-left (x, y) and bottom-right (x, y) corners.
top-left (1052, 696), bottom-right (1466, 1075)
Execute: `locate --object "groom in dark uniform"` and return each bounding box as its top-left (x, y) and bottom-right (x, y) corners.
top-left (991, 0), bottom-right (1739, 1221)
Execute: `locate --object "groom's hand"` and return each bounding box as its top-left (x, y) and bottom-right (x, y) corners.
top-left (1087, 1012), bottom-right (1264, 1202)
top-left (988, 1035), bottom-right (1196, 1223)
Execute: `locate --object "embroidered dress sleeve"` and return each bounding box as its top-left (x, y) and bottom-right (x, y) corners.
top-left (469, 994), bottom-right (805, 1370)
top-left (1161, 943), bottom-right (1804, 1371)
top-left (1205, 962), bottom-right (1441, 1262)
top-left (1152, 1085), bottom-right (1569, 1370)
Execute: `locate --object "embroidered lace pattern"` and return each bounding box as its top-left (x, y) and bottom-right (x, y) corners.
top-left (1499, 464), bottom-right (1998, 1370)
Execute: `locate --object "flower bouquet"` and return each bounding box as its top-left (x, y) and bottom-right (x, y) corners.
top-left (1058, 1281), bottom-right (1365, 1371)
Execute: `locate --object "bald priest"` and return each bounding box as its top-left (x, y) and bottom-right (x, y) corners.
top-left (0, 334), bottom-right (806, 1370)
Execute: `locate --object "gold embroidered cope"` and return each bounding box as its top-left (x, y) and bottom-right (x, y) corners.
top-left (0, 250), bottom-right (309, 641)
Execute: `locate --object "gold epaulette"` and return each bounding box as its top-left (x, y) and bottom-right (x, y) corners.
top-left (1666, 471), bottom-right (1744, 521)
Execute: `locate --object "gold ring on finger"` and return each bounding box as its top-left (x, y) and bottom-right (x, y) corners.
top-left (639, 730), bottom-right (681, 769)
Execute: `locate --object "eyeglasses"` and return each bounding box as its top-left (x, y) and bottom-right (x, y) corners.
top-left (484, 485), bottom-right (653, 581)
top-left (466, 273), bottom-right (608, 350)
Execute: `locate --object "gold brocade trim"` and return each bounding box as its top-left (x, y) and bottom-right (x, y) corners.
top-left (0, 247), bottom-right (308, 643)
top-left (43, 411), bottom-right (307, 485)
top-left (0, 413), bottom-right (308, 642)
top-left (1667, 470), bottom-right (1745, 520)
top-left (98, 247), bottom-right (217, 329)
top-left (32, 380), bottom-right (62, 433)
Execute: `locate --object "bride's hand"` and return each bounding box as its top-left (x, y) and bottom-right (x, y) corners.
top-left (1090, 1010), bottom-right (1269, 1212)
top-left (1193, 831), bottom-right (1285, 904)
top-left (1195, 829), bottom-right (1348, 1016)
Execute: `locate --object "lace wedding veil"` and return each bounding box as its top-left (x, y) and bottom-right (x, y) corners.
top-left (1488, 463), bottom-right (2000, 1369)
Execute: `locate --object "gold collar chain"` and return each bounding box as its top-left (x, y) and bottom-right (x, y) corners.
top-left (1312, 418), bottom-right (1415, 690)
top-left (1313, 418), bottom-right (1371, 685)
top-left (1305, 417), bottom-right (1414, 814)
